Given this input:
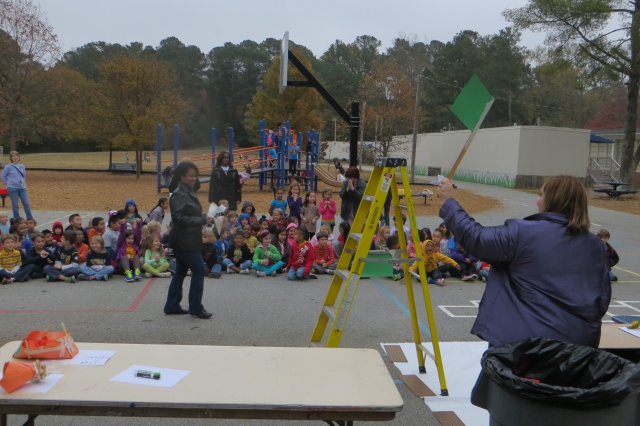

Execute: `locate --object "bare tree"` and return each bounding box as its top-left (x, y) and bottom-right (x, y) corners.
top-left (0, 0), bottom-right (61, 150)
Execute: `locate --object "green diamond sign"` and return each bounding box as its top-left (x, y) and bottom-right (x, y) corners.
top-left (450, 75), bottom-right (493, 131)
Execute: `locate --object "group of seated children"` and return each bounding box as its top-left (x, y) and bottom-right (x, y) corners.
top-left (366, 215), bottom-right (482, 287)
top-left (203, 183), bottom-right (341, 280)
top-left (0, 197), bottom-right (172, 284)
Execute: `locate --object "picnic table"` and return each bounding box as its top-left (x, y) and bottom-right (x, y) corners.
top-left (593, 182), bottom-right (637, 198)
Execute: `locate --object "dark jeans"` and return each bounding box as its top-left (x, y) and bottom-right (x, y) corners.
top-left (163, 250), bottom-right (206, 315)
top-left (427, 268), bottom-right (443, 280)
top-left (457, 262), bottom-right (475, 276)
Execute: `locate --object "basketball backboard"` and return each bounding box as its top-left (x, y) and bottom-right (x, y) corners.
top-left (279, 31), bottom-right (289, 95)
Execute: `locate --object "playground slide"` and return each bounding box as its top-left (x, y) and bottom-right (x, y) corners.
top-left (313, 164), bottom-right (344, 188)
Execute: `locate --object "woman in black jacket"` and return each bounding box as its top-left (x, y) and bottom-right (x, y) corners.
top-left (163, 161), bottom-right (213, 319)
top-left (208, 151), bottom-right (242, 211)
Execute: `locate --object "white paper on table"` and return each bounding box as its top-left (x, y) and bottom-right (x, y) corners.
top-left (110, 364), bottom-right (190, 388)
top-left (619, 326), bottom-right (640, 338)
top-left (59, 350), bottom-right (116, 366)
top-left (0, 374), bottom-right (63, 395)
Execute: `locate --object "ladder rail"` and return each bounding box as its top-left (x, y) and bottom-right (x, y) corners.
top-left (390, 174), bottom-right (428, 374)
top-left (398, 166), bottom-right (449, 395)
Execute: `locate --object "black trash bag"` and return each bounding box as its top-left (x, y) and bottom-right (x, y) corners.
top-left (471, 337), bottom-right (640, 409)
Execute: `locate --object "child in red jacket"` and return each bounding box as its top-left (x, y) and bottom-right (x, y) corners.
top-left (286, 227), bottom-right (317, 280)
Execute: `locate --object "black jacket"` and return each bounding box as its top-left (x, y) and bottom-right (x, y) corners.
top-left (208, 166), bottom-right (242, 210)
top-left (225, 243), bottom-right (252, 266)
top-left (170, 182), bottom-right (206, 252)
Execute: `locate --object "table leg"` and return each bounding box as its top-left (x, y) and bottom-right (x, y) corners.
top-left (0, 413), bottom-right (6, 426)
top-left (21, 415), bottom-right (38, 426)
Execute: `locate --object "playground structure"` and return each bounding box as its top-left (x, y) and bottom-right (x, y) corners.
top-left (155, 121), bottom-right (321, 194)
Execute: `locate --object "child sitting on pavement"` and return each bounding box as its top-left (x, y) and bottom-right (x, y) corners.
top-left (116, 218), bottom-right (143, 282)
top-left (312, 231), bottom-right (337, 274)
top-left (74, 229), bottom-right (89, 264)
top-left (272, 226), bottom-right (290, 272)
top-left (51, 221), bottom-right (64, 244)
top-left (142, 234), bottom-right (171, 278)
top-left (252, 230), bottom-right (283, 277)
top-left (244, 223), bottom-right (260, 253)
top-left (410, 239), bottom-right (459, 286)
top-left (223, 231), bottom-right (253, 274)
top-left (22, 232), bottom-right (53, 280)
top-left (214, 228), bottom-right (230, 272)
top-left (44, 230), bottom-right (79, 283)
top-left (286, 227), bottom-right (317, 281)
top-left (0, 211), bottom-right (10, 235)
top-left (201, 228), bottom-right (222, 278)
top-left (78, 235), bottom-right (114, 281)
top-left (450, 242), bottom-right (479, 281)
top-left (87, 217), bottom-right (106, 242)
top-left (0, 234), bottom-right (29, 283)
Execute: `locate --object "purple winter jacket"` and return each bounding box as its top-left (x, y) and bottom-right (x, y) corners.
top-left (440, 198), bottom-right (610, 348)
top-left (115, 220), bottom-right (143, 264)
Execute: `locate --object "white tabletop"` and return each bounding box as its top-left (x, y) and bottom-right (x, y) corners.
top-left (0, 341), bottom-right (403, 421)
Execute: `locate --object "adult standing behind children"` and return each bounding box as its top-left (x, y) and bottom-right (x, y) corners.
top-left (339, 167), bottom-right (366, 223)
top-left (164, 161), bottom-right (214, 319)
top-left (208, 151), bottom-right (242, 211)
top-left (439, 175), bottom-right (610, 348)
top-left (1, 151), bottom-right (33, 220)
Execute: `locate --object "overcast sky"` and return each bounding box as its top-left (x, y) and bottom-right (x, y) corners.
top-left (37, 0), bottom-right (545, 57)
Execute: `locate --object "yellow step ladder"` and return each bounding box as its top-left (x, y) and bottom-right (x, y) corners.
top-left (309, 157), bottom-right (448, 396)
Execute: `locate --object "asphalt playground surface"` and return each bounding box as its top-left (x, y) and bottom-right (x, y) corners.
top-left (0, 180), bottom-right (638, 426)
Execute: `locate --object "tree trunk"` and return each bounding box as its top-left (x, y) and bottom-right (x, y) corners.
top-left (9, 116), bottom-right (16, 152)
top-left (621, 5), bottom-right (640, 186)
top-left (623, 74), bottom-right (640, 185)
top-left (136, 150), bottom-right (142, 179)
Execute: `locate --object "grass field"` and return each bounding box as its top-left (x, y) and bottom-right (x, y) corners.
top-left (21, 149), bottom-right (219, 171)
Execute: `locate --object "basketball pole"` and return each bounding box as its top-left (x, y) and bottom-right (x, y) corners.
top-left (280, 32), bottom-right (360, 168)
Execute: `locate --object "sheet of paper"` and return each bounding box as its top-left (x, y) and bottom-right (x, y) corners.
top-left (111, 365), bottom-right (190, 388)
top-left (0, 374), bottom-right (63, 395)
top-left (619, 326), bottom-right (640, 338)
top-left (59, 350), bottom-right (116, 366)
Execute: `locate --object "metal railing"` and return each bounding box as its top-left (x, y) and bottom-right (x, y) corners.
top-left (588, 157), bottom-right (621, 184)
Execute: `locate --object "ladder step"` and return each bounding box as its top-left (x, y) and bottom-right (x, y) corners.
top-left (322, 305), bottom-right (337, 321)
top-left (417, 343), bottom-right (436, 362)
top-left (350, 233), bottom-right (362, 242)
top-left (336, 269), bottom-right (350, 280)
top-left (360, 257), bottom-right (420, 264)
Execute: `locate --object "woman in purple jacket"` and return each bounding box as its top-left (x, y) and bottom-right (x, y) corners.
top-left (439, 175), bottom-right (610, 348)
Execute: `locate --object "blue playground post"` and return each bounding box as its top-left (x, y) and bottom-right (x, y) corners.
top-left (173, 125), bottom-right (179, 168)
top-left (156, 124), bottom-right (162, 194)
top-left (259, 120), bottom-right (266, 190)
top-left (277, 121), bottom-right (291, 187)
top-left (312, 131), bottom-right (319, 190)
top-left (211, 128), bottom-right (216, 167)
top-left (228, 127), bottom-right (234, 162)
